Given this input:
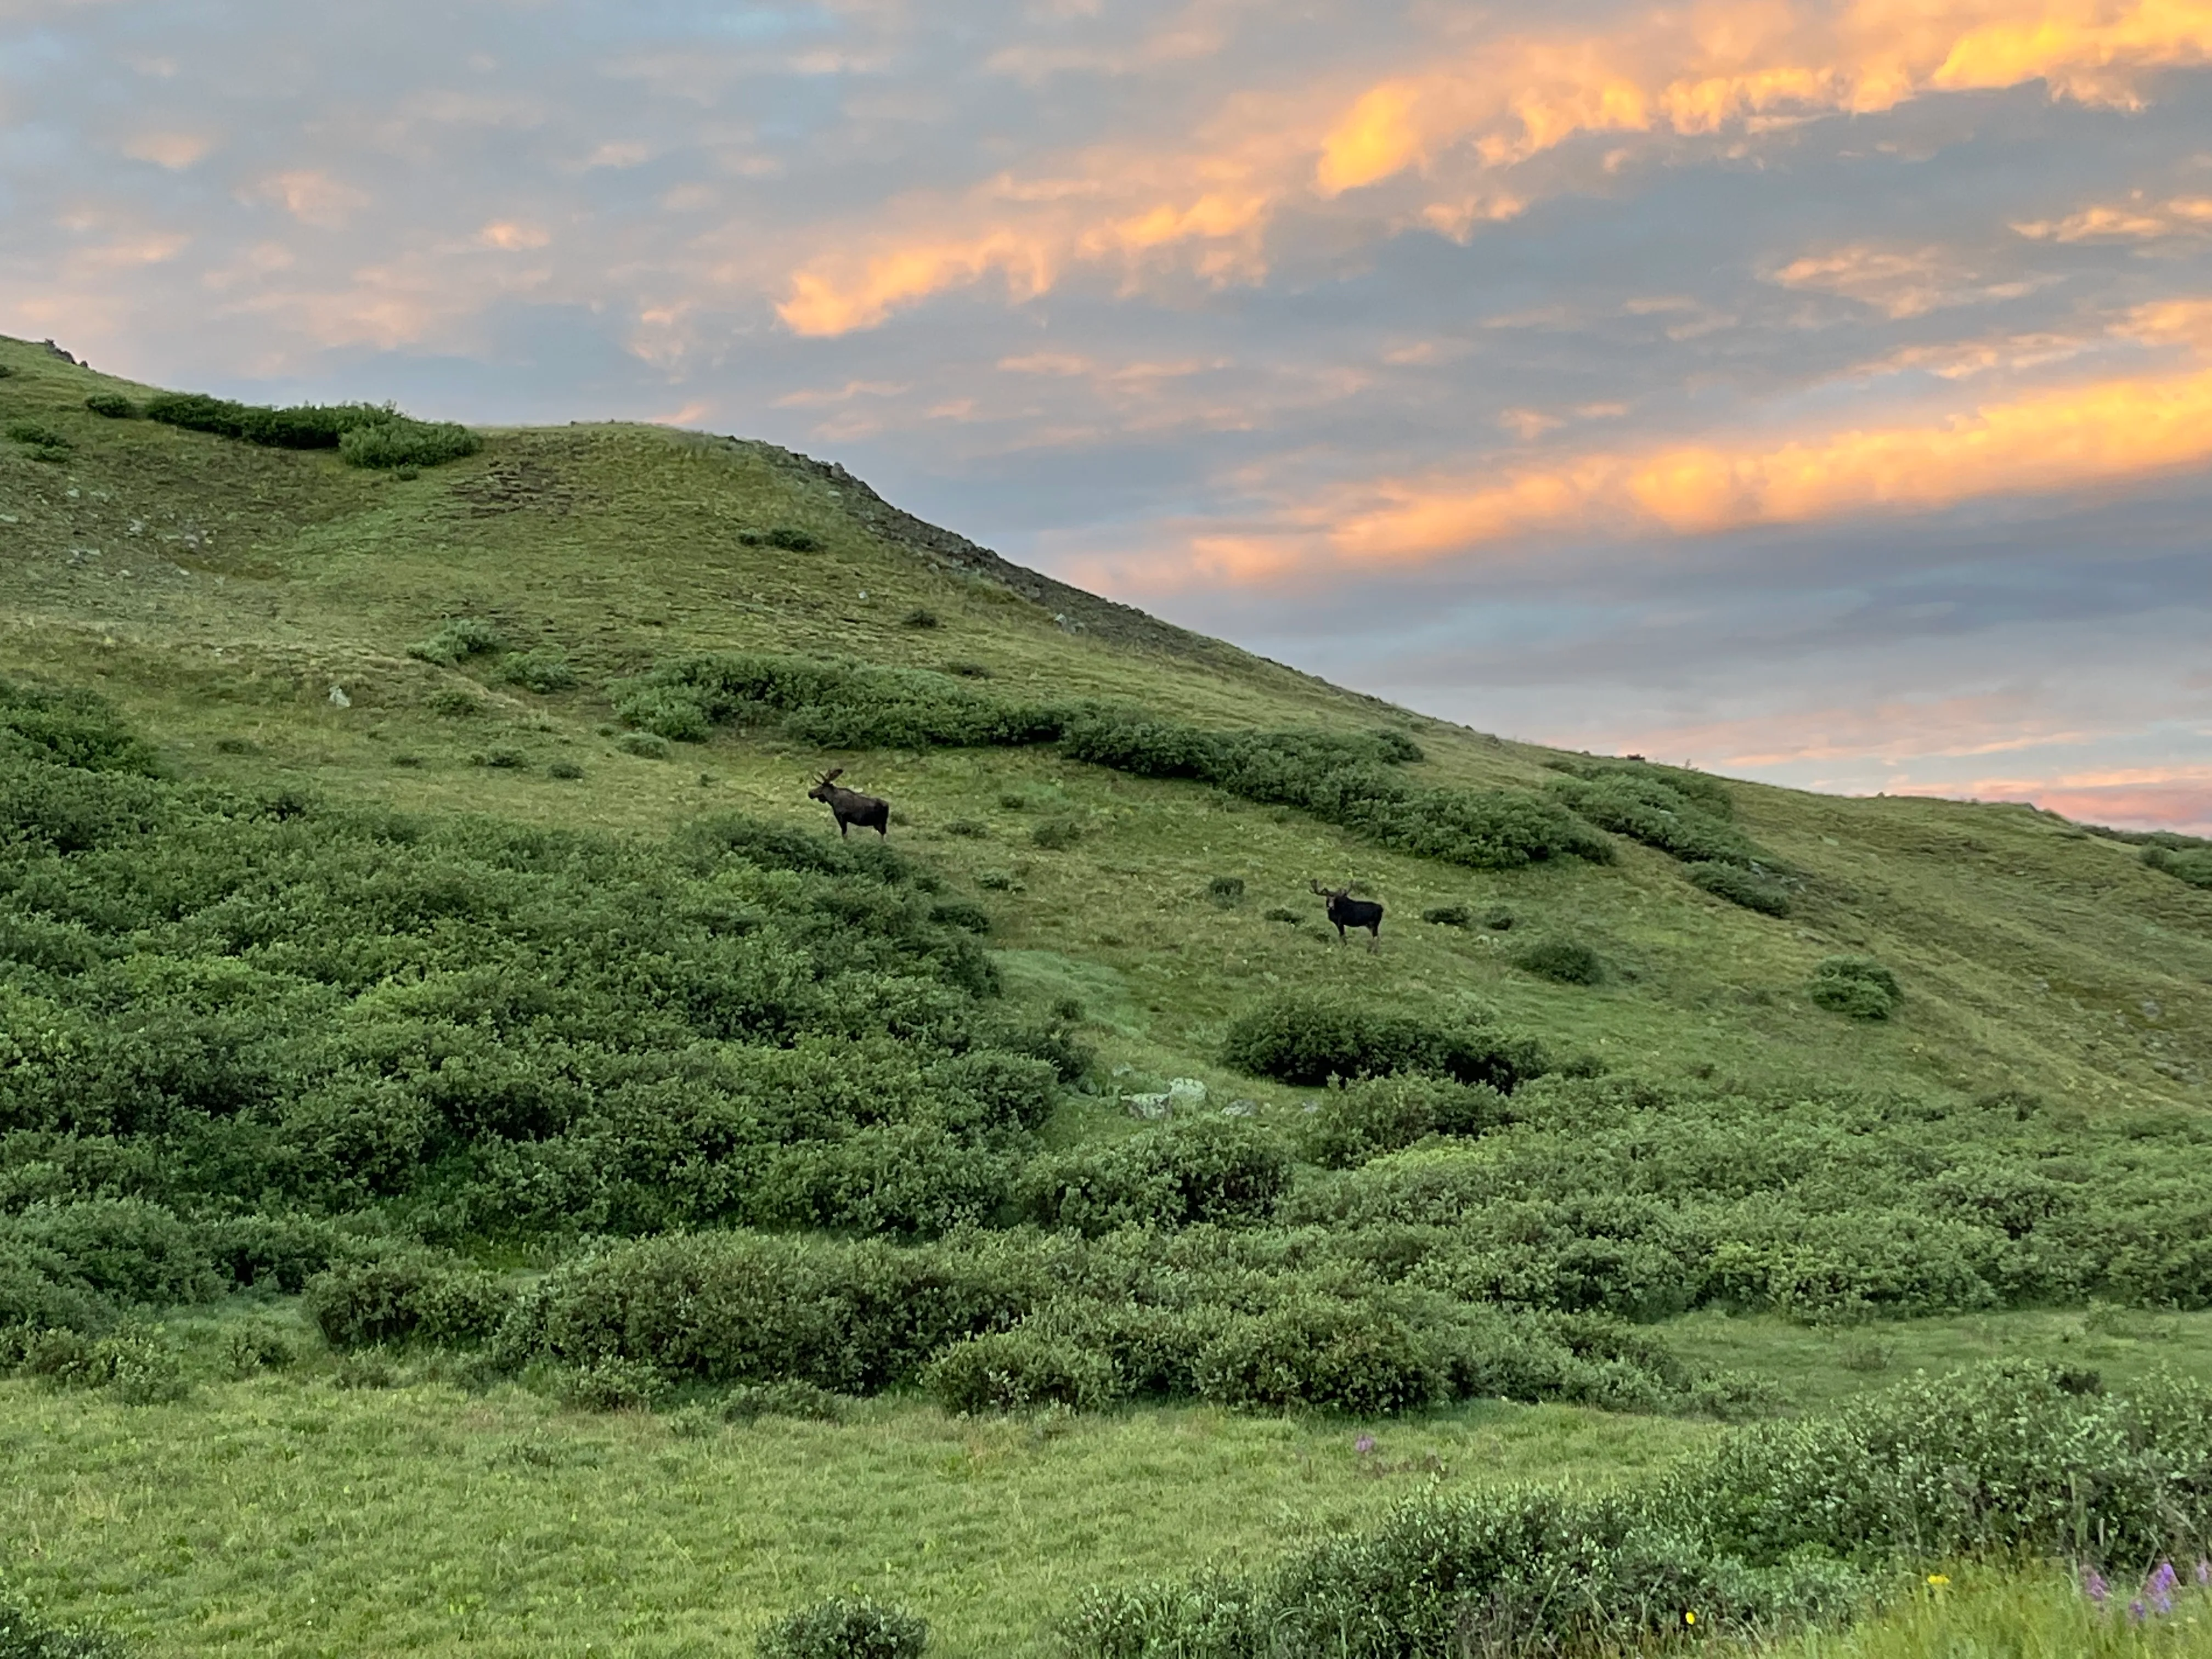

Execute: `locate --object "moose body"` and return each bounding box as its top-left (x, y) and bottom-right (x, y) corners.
top-left (1312, 881), bottom-right (1384, 949)
top-left (809, 769), bottom-right (890, 838)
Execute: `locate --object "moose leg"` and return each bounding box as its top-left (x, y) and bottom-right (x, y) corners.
top-left (1367, 923), bottom-right (1381, 953)
top-left (835, 815), bottom-right (850, 838)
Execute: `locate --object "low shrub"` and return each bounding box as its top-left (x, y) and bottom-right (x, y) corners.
top-left (21, 1325), bottom-right (189, 1403)
top-left (1222, 994), bottom-right (1547, 1091)
top-left (1064, 1363), bottom-right (2210, 1658)
top-left (1194, 1299), bottom-right (1438, 1415)
top-left (427, 689), bottom-right (483, 718)
top-left (1482, 909), bottom-right (1515, 930)
top-left (1420, 904), bottom-right (1470, 927)
top-left (556, 1356), bottom-right (667, 1412)
top-left (1810, 957), bottom-right (1900, 1020)
top-left (83, 393), bottom-right (136, 419)
top-left (5, 421), bottom-right (70, 453)
top-left (0, 1583), bottom-right (126, 1659)
top-left (548, 760), bottom-right (583, 780)
top-left (946, 661), bottom-right (992, 679)
top-left (925, 1327), bottom-right (1120, 1414)
top-left (338, 417), bottom-right (481, 470)
top-left (1515, 939), bottom-right (1603, 986)
top-left (407, 618), bottom-right (504, 666)
top-left (1294, 1073), bottom-right (1511, 1167)
top-left (1207, 875), bottom-right (1246, 906)
top-left (617, 731), bottom-right (671, 759)
top-left (1020, 1118), bottom-right (1293, 1233)
top-left (1030, 819), bottom-right (1082, 850)
top-left (723, 1379), bottom-right (848, 1423)
top-left (1689, 861), bottom-right (1792, 916)
top-left (142, 392), bottom-right (388, 449)
top-left (900, 608), bottom-right (940, 629)
top-left (302, 1254), bottom-right (511, 1349)
top-left (927, 900), bottom-right (991, 933)
top-left (224, 1322), bottom-right (296, 1376)
top-left (498, 650), bottom-right (578, 693)
top-left (480, 751), bottom-right (526, 770)
top-left (942, 819), bottom-right (987, 838)
top-left (2142, 843), bottom-right (2212, 890)
top-left (757, 1596), bottom-right (928, 1659)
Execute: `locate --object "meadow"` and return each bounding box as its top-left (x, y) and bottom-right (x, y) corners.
top-left (3, 332), bottom-right (2212, 1656)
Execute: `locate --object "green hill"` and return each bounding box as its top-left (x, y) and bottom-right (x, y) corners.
top-left (4, 332), bottom-right (2212, 1658)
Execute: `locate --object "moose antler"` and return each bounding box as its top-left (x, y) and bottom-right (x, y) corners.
top-left (818, 768), bottom-right (844, 785)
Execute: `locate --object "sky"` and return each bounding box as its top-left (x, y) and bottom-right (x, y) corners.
top-left (5, 0), bottom-right (2211, 831)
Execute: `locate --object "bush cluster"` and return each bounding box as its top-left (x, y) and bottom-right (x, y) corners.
top-left (1019, 1118), bottom-right (1293, 1233)
top-left (1514, 939), bottom-right (1603, 986)
top-left (0, 677), bottom-right (1084, 1333)
top-left (1294, 1073), bottom-right (1512, 1168)
top-left (609, 653), bottom-right (1613, 873)
top-left (2141, 840), bottom-right (2212, 890)
top-left (489, 1225), bottom-right (1735, 1418)
top-left (1221, 994), bottom-right (1548, 1091)
top-left (1809, 957), bottom-right (1901, 1020)
top-left (0, 1583), bottom-right (126, 1659)
top-left (406, 617), bottom-right (505, 665)
top-left (1689, 860), bottom-right (1793, 916)
top-left (1547, 761), bottom-right (1757, 865)
top-left (757, 1596), bottom-right (927, 1659)
top-left (1064, 1362), bottom-right (2212, 1656)
top-left (138, 391), bottom-right (480, 469)
top-left (82, 394), bottom-right (136, 420)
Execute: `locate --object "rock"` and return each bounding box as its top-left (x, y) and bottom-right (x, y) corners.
top-left (1124, 1093), bottom-right (1171, 1120)
top-left (1166, 1078), bottom-right (1207, 1110)
top-left (1221, 1099), bottom-right (1258, 1118)
top-left (328, 685), bottom-right (352, 708)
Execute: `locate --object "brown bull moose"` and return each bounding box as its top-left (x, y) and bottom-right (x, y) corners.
top-left (808, 768), bottom-right (890, 838)
top-left (1311, 880), bottom-right (1384, 949)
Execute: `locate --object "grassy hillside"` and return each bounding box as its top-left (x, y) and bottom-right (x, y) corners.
top-left (4, 331), bottom-right (2212, 1658)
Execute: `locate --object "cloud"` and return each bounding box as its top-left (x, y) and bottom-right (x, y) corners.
top-left (770, 0), bottom-right (2212, 337)
top-left (1769, 244), bottom-right (2042, 318)
top-left (2015, 194), bottom-right (2212, 241)
top-left (122, 131), bottom-right (213, 170)
top-left (247, 170), bottom-right (371, 229)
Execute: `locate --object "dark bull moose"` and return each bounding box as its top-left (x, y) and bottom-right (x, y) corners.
top-left (1311, 881), bottom-right (1384, 949)
top-left (808, 769), bottom-right (890, 838)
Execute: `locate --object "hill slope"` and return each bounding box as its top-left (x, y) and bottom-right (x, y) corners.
top-left (5, 333), bottom-right (2212, 1659)
top-left (2, 331), bottom-right (2207, 1110)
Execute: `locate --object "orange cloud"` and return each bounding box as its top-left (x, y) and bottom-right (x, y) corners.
top-left (780, 0), bottom-right (2212, 335)
top-left (1325, 356), bottom-right (2212, 559)
top-left (2015, 193), bottom-right (2212, 241)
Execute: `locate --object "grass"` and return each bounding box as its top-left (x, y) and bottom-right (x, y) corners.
top-left (1751, 1566), bottom-right (2212, 1658)
top-left (4, 329), bottom-right (2212, 1652)
top-left (0, 1304), bottom-right (1712, 1658)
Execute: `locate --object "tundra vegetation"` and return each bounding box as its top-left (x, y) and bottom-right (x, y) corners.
top-left (2, 335), bottom-right (2210, 1656)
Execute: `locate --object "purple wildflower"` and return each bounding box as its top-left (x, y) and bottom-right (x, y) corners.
top-left (2197, 1560), bottom-right (2211, 1587)
top-left (1354, 1434), bottom-right (1376, 1455)
top-left (2152, 1562), bottom-right (2180, 1593)
top-left (2129, 1599), bottom-right (2146, 1623)
top-left (2085, 1570), bottom-right (2108, 1605)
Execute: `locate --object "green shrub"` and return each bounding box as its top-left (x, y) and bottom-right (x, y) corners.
top-left (21, 1325), bottom-right (189, 1403)
top-left (224, 1322), bottom-right (296, 1376)
top-left (5, 421), bottom-right (69, 454)
top-left (498, 650), bottom-right (578, 693)
top-left (943, 819), bottom-right (987, 838)
top-left (548, 760), bottom-right (583, 780)
top-left (82, 393), bottom-right (136, 419)
top-left (1294, 1073), bottom-right (1511, 1167)
top-left (1194, 1300), bottom-right (1438, 1415)
top-left (0, 1584), bottom-right (126, 1658)
top-left (1482, 908), bottom-right (1515, 930)
top-left (1689, 861), bottom-right (1792, 916)
top-left (617, 731), bottom-right (671, 759)
top-left (927, 900), bottom-right (991, 933)
top-left (925, 1327), bottom-right (1120, 1414)
top-left (757, 1596), bottom-right (927, 1659)
top-left (142, 392), bottom-right (388, 449)
top-left (1222, 995), bottom-right (1547, 1090)
top-left (1549, 764), bottom-right (1764, 867)
top-left (1809, 957), bottom-right (1900, 1020)
top-left (900, 608), bottom-right (939, 629)
top-left (1207, 875), bottom-right (1245, 906)
top-left (480, 750), bottom-right (526, 770)
top-left (427, 689), bottom-right (483, 718)
top-left (338, 417), bottom-right (481, 470)
top-left (1419, 904), bottom-right (1470, 927)
top-left (1067, 1362), bottom-right (2206, 1658)
top-left (722, 1379), bottom-right (848, 1423)
top-left (2142, 843), bottom-right (2212, 890)
top-left (407, 618), bottom-right (504, 666)
top-left (555, 1356), bottom-right (666, 1412)
top-left (1515, 939), bottom-right (1603, 986)
top-left (1030, 819), bottom-right (1082, 850)
top-left (1020, 1118), bottom-right (1293, 1233)
top-left (946, 661), bottom-right (992, 679)
top-left (302, 1255), bottom-right (511, 1349)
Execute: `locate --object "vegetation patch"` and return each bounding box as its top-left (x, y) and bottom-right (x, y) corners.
top-left (1515, 938), bottom-right (1604, 986)
top-left (141, 391), bottom-right (480, 469)
top-left (1222, 994), bottom-right (1549, 1090)
top-left (610, 653), bottom-right (1613, 874)
top-left (1688, 860), bottom-right (1793, 916)
top-left (757, 1596), bottom-right (928, 1659)
top-left (82, 393), bottom-right (136, 420)
top-left (1064, 1362), bottom-right (2209, 1656)
top-left (1809, 957), bottom-right (1901, 1020)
